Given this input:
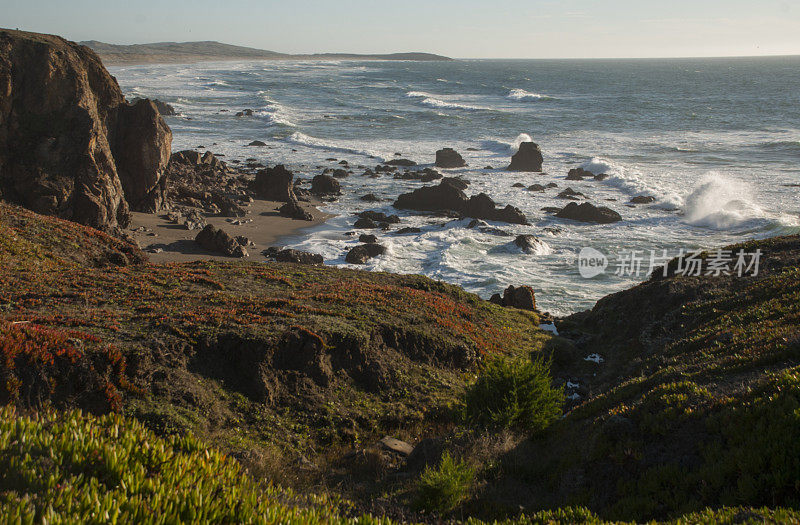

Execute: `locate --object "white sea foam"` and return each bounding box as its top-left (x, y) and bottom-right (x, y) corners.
top-left (682, 174), bottom-right (765, 229)
top-left (507, 88), bottom-right (551, 101)
top-left (285, 132), bottom-right (383, 159)
top-left (406, 91), bottom-right (484, 111)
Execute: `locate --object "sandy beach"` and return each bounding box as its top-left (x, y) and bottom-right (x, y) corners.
top-left (129, 198), bottom-right (330, 263)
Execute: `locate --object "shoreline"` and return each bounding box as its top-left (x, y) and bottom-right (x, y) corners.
top-left (129, 198), bottom-right (331, 263)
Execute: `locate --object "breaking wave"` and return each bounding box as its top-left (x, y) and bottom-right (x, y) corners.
top-left (507, 88), bottom-right (552, 101)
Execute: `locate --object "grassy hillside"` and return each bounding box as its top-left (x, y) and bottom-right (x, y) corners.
top-left (1, 201), bottom-right (799, 522)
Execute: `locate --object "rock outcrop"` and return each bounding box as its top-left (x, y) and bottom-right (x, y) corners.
top-left (394, 178), bottom-right (528, 225)
top-left (435, 148), bottom-right (467, 169)
top-left (273, 248), bottom-right (323, 265)
top-left (507, 142), bottom-right (543, 172)
top-left (250, 165), bottom-right (295, 202)
top-left (490, 285), bottom-right (536, 310)
top-left (555, 202), bottom-right (622, 224)
top-left (0, 29), bottom-right (172, 230)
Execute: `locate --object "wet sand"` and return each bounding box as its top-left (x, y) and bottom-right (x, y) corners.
top-left (129, 198), bottom-right (331, 263)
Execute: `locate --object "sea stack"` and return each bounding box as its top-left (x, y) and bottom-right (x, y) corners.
top-left (435, 148), bottom-right (467, 168)
top-left (507, 142), bottom-right (544, 172)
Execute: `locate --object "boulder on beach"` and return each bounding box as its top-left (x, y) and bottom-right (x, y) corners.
top-left (248, 140), bottom-right (267, 146)
top-left (195, 224), bottom-right (248, 257)
top-left (311, 174), bottom-right (341, 195)
top-left (528, 184), bottom-right (546, 192)
top-left (0, 29), bottom-right (174, 229)
top-left (555, 202), bottom-right (622, 224)
top-left (360, 193), bottom-right (381, 202)
top-left (507, 142), bottom-right (543, 172)
top-left (354, 217), bottom-right (378, 229)
top-left (251, 165), bottom-right (296, 202)
top-left (435, 148), bottom-right (467, 169)
top-left (345, 243), bottom-right (386, 264)
top-left (278, 197), bottom-right (313, 221)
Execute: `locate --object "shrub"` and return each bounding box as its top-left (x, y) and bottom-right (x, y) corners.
top-left (415, 452), bottom-right (476, 513)
top-left (464, 356), bottom-right (563, 432)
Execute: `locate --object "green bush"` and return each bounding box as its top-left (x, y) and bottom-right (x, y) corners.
top-left (415, 452), bottom-right (476, 513)
top-left (464, 356), bottom-right (563, 432)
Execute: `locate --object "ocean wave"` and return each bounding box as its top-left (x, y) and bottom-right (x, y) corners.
top-left (507, 89), bottom-right (552, 101)
top-left (681, 173), bottom-right (767, 230)
top-left (481, 133), bottom-right (534, 154)
top-left (760, 140), bottom-right (800, 152)
top-left (406, 91), bottom-right (485, 111)
top-left (284, 132), bottom-right (382, 160)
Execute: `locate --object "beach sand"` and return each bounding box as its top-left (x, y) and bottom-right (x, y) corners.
top-left (129, 198), bottom-right (331, 263)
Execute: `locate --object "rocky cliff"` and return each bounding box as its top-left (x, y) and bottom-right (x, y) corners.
top-left (0, 29), bottom-right (171, 231)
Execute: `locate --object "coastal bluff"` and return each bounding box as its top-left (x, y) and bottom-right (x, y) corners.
top-left (0, 29), bottom-right (171, 232)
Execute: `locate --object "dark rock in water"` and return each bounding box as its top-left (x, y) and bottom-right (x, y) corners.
top-left (512, 182), bottom-right (526, 188)
top-left (528, 184), bottom-right (546, 192)
top-left (546, 182), bottom-right (559, 188)
top-left (339, 160), bottom-right (349, 165)
top-left (566, 167), bottom-right (592, 180)
top-left (394, 227), bottom-right (422, 235)
top-left (273, 248), bottom-right (323, 265)
top-left (435, 148), bottom-right (467, 168)
top-left (359, 234), bottom-right (378, 243)
top-left (195, 224), bottom-right (248, 257)
top-left (394, 180), bottom-right (468, 214)
top-left (541, 207), bottom-right (562, 214)
top-left (514, 235), bottom-right (547, 253)
top-left (384, 158), bottom-right (417, 167)
top-left (555, 202), bottom-right (622, 224)
top-left (594, 173), bottom-right (609, 181)
top-left (557, 187), bottom-right (586, 200)
top-left (491, 285), bottom-right (537, 310)
top-left (235, 109), bottom-right (254, 117)
top-left (278, 197), bottom-right (313, 221)
top-left (345, 243), bottom-right (386, 264)
top-left (442, 177), bottom-right (469, 190)
top-left (311, 174), bottom-right (341, 195)
top-left (358, 211), bottom-right (400, 224)
top-left (394, 179), bottom-right (528, 225)
top-left (630, 195), bottom-right (656, 204)
top-left (248, 140), bottom-right (267, 146)
top-left (251, 165), bottom-right (295, 202)
top-left (360, 193), bottom-right (381, 202)
top-left (354, 217), bottom-right (378, 229)
top-left (0, 30), bottom-right (175, 229)
top-left (332, 168), bottom-right (349, 179)
top-left (507, 142), bottom-right (543, 172)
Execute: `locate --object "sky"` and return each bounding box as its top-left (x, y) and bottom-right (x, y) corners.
top-left (3, 0), bottom-right (800, 59)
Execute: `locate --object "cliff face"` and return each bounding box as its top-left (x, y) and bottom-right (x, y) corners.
top-left (0, 29), bottom-right (171, 231)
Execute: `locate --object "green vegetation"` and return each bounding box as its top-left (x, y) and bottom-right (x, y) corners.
top-left (415, 452), bottom-right (476, 513)
top-left (464, 356), bottom-right (563, 432)
top-left (2, 202), bottom-right (800, 523)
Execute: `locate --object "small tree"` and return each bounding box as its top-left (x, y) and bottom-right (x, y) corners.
top-left (464, 355), bottom-right (563, 432)
top-left (415, 452), bottom-right (476, 513)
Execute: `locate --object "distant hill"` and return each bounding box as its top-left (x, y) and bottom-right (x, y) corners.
top-left (81, 40), bottom-right (452, 64)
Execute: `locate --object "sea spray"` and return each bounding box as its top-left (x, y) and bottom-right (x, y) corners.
top-left (682, 174), bottom-right (764, 229)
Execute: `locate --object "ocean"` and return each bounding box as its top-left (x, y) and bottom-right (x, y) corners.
top-left (110, 57), bottom-right (800, 316)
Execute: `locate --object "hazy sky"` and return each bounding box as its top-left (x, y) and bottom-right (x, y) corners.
top-left (4, 0), bottom-right (800, 58)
